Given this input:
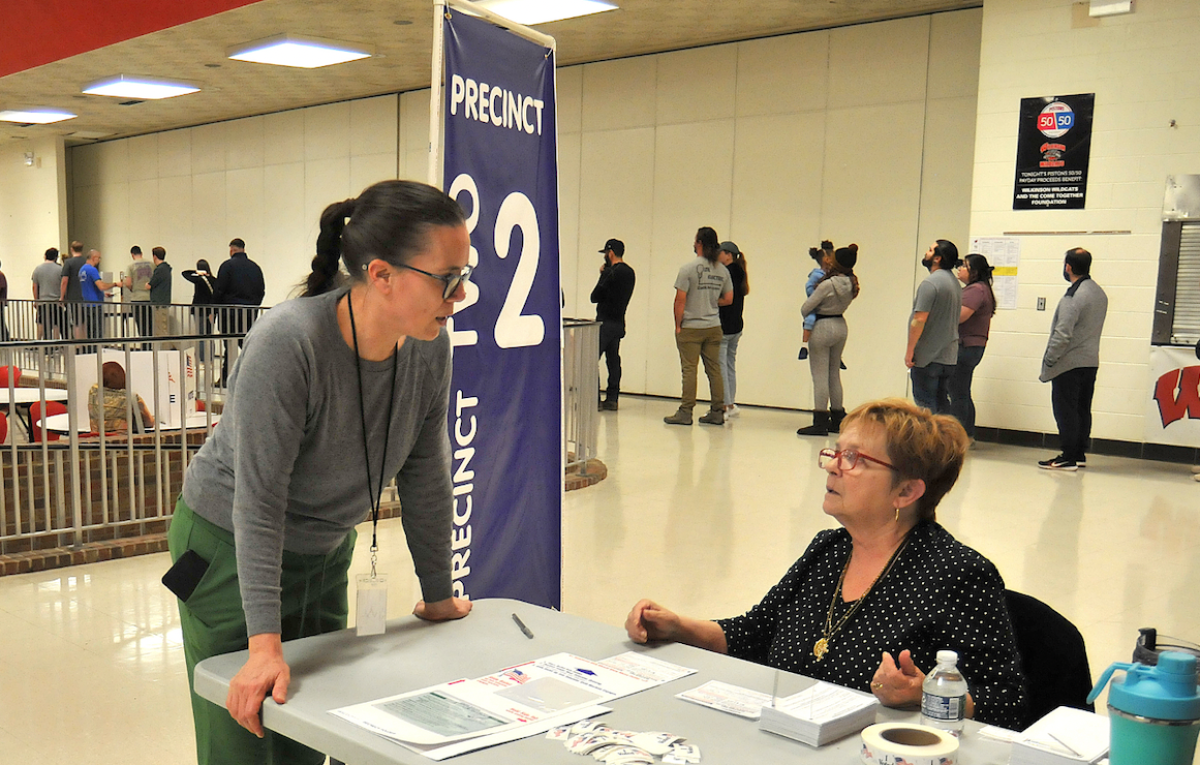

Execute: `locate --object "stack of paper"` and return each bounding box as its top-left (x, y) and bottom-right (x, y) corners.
top-left (757, 681), bottom-right (880, 746)
top-left (1010, 706), bottom-right (1110, 765)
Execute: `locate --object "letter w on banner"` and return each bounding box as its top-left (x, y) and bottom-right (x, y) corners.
top-left (442, 6), bottom-right (562, 608)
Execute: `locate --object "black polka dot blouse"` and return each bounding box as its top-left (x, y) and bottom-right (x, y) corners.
top-left (715, 521), bottom-right (1027, 729)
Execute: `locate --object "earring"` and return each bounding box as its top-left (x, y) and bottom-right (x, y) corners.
top-left (894, 507), bottom-right (900, 523)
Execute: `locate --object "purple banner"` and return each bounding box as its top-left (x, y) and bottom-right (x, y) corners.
top-left (442, 9), bottom-right (562, 608)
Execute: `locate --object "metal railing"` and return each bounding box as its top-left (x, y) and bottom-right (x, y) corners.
top-left (563, 319), bottom-right (600, 474)
top-left (0, 324), bottom-right (250, 554)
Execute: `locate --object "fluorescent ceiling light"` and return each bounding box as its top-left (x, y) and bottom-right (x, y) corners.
top-left (0, 109), bottom-right (77, 124)
top-left (82, 75), bottom-right (200, 99)
top-left (227, 34), bottom-right (374, 68)
top-left (474, 0), bottom-right (617, 25)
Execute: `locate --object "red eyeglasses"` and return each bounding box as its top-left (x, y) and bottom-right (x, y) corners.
top-left (818, 448), bottom-right (898, 472)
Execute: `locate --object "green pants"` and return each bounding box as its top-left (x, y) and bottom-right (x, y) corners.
top-left (676, 325), bottom-right (725, 413)
top-left (168, 497), bottom-right (356, 765)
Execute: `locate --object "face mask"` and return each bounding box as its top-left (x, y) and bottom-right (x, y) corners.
top-left (1063, 265), bottom-right (1070, 282)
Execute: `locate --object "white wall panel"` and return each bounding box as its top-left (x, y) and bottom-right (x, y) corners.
top-left (158, 129), bottom-right (192, 178)
top-left (656, 46), bottom-right (737, 126)
top-left (126, 135), bottom-right (158, 181)
top-left (577, 127), bottom-right (656, 394)
top-left (224, 167), bottom-right (266, 263)
top-left (225, 116), bottom-right (265, 171)
top-left (581, 57), bottom-right (657, 132)
top-left (735, 33), bottom-right (830, 118)
top-left (263, 109), bottom-right (305, 166)
top-left (305, 102), bottom-right (352, 162)
top-left (730, 112), bottom-right (826, 408)
top-left (351, 95), bottom-right (398, 157)
top-left (190, 122), bottom-right (228, 175)
top-left (828, 16), bottom-right (929, 109)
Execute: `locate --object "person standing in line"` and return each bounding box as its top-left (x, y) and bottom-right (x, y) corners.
top-left (590, 238), bottom-right (636, 411)
top-left (183, 259), bottom-right (217, 360)
top-left (215, 238), bottom-right (266, 333)
top-left (167, 180), bottom-right (473, 765)
top-left (664, 227), bottom-right (733, 426)
top-left (948, 253), bottom-right (997, 442)
top-left (122, 245), bottom-right (155, 343)
top-left (799, 240), bottom-right (833, 361)
top-left (79, 249), bottom-right (118, 349)
top-left (905, 240), bottom-right (962, 415)
top-left (1038, 247), bottom-right (1108, 471)
top-left (146, 246), bottom-right (172, 339)
top-left (717, 241), bottom-right (749, 418)
top-left (60, 241), bottom-right (87, 339)
top-left (215, 238), bottom-right (266, 383)
top-left (32, 248), bottom-right (66, 339)
top-left (798, 244), bottom-right (860, 436)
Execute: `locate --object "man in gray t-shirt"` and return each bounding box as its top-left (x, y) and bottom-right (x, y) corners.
top-left (31, 247), bottom-right (66, 339)
top-left (905, 240), bottom-right (962, 415)
top-left (665, 229), bottom-right (733, 426)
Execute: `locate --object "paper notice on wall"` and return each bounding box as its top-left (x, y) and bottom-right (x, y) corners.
top-left (969, 237), bottom-right (1021, 310)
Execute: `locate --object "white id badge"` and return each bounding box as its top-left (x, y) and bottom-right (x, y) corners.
top-left (355, 574), bottom-right (388, 636)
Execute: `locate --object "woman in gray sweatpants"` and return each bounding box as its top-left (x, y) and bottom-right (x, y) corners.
top-left (797, 244), bottom-right (860, 436)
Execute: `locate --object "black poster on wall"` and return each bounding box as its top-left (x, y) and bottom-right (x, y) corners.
top-left (1012, 93), bottom-right (1095, 210)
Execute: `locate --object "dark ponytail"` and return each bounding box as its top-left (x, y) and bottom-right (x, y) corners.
top-left (304, 198), bottom-right (357, 296)
top-left (696, 226), bottom-right (720, 263)
top-left (301, 180), bottom-right (466, 297)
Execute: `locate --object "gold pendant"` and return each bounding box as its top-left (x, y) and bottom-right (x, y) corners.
top-left (813, 637), bottom-right (828, 661)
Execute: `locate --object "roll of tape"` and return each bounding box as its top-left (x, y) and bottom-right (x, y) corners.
top-left (860, 723), bottom-right (959, 765)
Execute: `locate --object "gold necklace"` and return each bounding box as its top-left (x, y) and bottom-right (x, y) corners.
top-left (813, 534), bottom-right (910, 662)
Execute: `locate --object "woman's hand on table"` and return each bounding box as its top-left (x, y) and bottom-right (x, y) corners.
top-left (227, 633), bottom-right (289, 738)
top-left (625, 599), bottom-right (682, 643)
top-left (871, 649), bottom-right (925, 708)
top-left (413, 597), bottom-right (472, 621)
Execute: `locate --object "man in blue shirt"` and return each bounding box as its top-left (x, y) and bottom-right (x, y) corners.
top-left (79, 249), bottom-right (118, 347)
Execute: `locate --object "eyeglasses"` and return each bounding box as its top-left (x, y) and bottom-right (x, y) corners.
top-left (395, 262), bottom-right (474, 300)
top-left (818, 448), bottom-right (898, 472)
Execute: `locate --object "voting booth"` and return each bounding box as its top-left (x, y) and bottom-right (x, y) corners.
top-left (72, 348), bottom-right (198, 428)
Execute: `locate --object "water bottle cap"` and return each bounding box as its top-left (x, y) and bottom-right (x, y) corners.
top-left (1108, 652), bottom-right (1200, 721)
top-left (937, 650), bottom-right (958, 665)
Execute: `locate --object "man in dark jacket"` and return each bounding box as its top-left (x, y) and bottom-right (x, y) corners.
top-left (214, 238), bottom-right (266, 383)
top-left (590, 238), bottom-right (636, 410)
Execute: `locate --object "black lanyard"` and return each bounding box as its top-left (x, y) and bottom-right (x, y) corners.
top-left (347, 292), bottom-right (398, 574)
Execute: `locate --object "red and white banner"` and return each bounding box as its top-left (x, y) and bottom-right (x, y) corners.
top-left (1145, 346), bottom-right (1200, 447)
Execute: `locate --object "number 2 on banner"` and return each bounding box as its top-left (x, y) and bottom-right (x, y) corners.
top-left (493, 193), bottom-right (544, 348)
top-left (448, 173), bottom-right (544, 349)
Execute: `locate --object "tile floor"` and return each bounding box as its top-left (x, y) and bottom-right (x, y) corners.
top-left (1, 396), bottom-right (1197, 763)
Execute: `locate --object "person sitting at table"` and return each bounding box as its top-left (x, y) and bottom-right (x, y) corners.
top-left (87, 361), bottom-right (154, 433)
top-left (625, 398), bottom-right (1026, 729)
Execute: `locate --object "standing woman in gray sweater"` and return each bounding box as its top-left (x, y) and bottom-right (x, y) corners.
top-left (167, 180), bottom-right (474, 765)
top-left (797, 244), bottom-right (860, 436)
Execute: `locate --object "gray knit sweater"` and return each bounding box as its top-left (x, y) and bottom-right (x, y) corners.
top-left (182, 287), bottom-right (454, 636)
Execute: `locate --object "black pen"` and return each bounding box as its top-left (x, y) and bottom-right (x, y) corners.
top-left (511, 613), bottom-right (534, 639)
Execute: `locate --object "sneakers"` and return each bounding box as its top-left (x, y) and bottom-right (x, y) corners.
top-left (698, 409), bottom-right (724, 426)
top-left (725, 404), bottom-right (741, 418)
top-left (663, 409), bottom-right (693, 426)
top-left (601, 399), bottom-right (619, 411)
top-left (1038, 455), bottom-right (1078, 471)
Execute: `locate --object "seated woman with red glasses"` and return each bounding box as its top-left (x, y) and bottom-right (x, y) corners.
top-left (624, 398), bottom-right (1025, 728)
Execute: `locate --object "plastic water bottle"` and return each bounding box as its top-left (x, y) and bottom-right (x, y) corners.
top-left (921, 650), bottom-right (967, 736)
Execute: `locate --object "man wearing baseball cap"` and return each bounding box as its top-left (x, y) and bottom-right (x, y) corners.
top-left (590, 238), bottom-right (636, 410)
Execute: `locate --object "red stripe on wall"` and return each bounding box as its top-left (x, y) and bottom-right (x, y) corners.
top-left (0, 0), bottom-right (265, 78)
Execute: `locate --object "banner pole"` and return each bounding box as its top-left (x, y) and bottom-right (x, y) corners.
top-left (428, 0), bottom-right (447, 187)
top-left (445, 0), bottom-right (556, 51)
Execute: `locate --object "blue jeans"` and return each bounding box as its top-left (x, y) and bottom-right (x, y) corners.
top-left (948, 345), bottom-right (986, 437)
top-left (720, 331), bottom-right (742, 406)
top-left (911, 362), bottom-right (955, 415)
